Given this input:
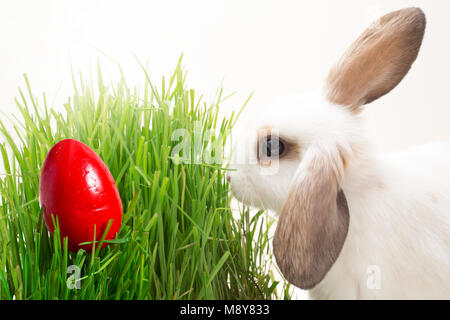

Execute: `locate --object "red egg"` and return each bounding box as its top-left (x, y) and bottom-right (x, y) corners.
top-left (40, 139), bottom-right (123, 252)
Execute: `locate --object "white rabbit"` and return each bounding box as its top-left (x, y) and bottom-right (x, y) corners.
top-left (228, 7), bottom-right (450, 299)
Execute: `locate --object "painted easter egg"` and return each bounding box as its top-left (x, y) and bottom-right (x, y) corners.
top-left (40, 139), bottom-right (122, 252)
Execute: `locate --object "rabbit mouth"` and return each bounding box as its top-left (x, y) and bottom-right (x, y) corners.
top-left (229, 175), bottom-right (268, 211)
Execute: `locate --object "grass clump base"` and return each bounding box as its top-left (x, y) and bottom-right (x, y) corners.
top-left (0, 58), bottom-right (290, 300)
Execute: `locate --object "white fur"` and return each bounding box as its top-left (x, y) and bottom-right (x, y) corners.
top-left (228, 92), bottom-right (450, 299)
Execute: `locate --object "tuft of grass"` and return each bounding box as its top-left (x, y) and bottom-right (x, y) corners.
top-left (0, 58), bottom-right (290, 300)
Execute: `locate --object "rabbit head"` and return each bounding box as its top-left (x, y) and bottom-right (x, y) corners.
top-left (228, 7), bottom-right (426, 289)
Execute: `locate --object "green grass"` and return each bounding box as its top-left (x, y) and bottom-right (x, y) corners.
top-left (0, 58), bottom-right (290, 300)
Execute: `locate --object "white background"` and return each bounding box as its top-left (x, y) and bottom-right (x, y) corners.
top-left (1, 0), bottom-right (449, 299)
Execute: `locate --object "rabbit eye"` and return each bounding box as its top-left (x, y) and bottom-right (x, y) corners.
top-left (261, 136), bottom-right (285, 159)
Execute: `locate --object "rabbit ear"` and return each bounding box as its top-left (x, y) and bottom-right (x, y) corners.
top-left (325, 7), bottom-right (426, 110)
top-left (273, 146), bottom-right (350, 289)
